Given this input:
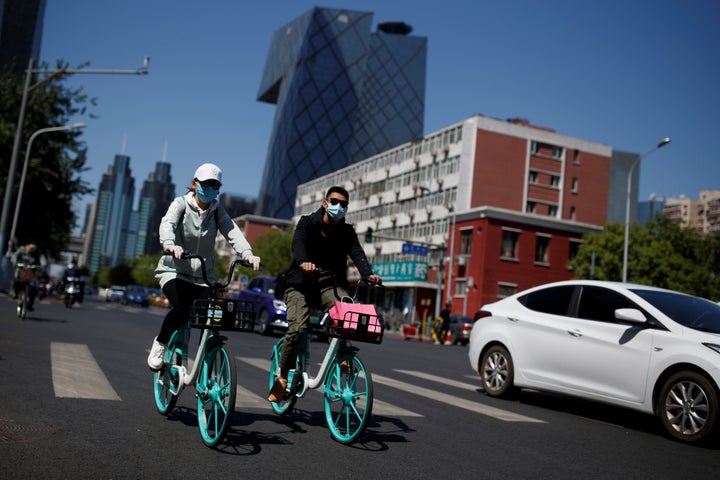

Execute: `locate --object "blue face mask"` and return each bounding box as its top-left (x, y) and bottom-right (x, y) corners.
top-left (326, 202), bottom-right (347, 221)
top-left (196, 183), bottom-right (219, 203)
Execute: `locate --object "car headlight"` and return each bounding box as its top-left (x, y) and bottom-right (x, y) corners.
top-left (273, 299), bottom-right (286, 311)
top-left (703, 343), bottom-right (720, 355)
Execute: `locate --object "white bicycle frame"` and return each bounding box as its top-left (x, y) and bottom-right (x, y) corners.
top-left (284, 313), bottom-right (345, 396)
top-left (167, 325), bottom-right (215, 395)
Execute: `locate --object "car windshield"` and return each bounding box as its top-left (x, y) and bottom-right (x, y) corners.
top-left (128, 286), bottom-right (145, 293)
top-left (632, 289), bottom-right (720, 334)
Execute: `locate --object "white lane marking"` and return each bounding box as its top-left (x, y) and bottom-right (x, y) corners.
top-left (51, 342), bottom-right (121, 400)
top-left (395, 369), bottom-right (481, 391)
top-left (372, 374), bottom-right (545, 423)
top-left (236, 356), bottom-right (423, 417)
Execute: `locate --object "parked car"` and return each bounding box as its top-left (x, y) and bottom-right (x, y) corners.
top-left (468, 279), bottom-right (720, 445)
top-left (123, 284), bottom-right (149, 307)
top-left (147, 288), bottom-right (168, 308)
top-left (237, 275), bottom-right (287, 335)
top-left (447, 315), bottom-right (474, 345)
top-left (106, 285), bottom-right (127, 303)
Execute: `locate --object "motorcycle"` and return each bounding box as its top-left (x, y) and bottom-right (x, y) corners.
top-left (63, 276), bottom-right (83, 308)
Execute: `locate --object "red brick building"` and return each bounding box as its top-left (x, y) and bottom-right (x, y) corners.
top-left (295, 115), bottom-right (630, 323)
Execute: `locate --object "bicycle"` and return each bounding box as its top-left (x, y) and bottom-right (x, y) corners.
top-left (15, 264), bottom-right (38, 320)
top-left (152, 253), bottom-right (257, 447)
top-left (268, 270), bottom-right (385, 444)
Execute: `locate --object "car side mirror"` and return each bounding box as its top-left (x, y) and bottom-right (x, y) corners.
top-left (251, 287), bottom-right (261, 293)
top-left (615, 308), bottom-right (647, 324)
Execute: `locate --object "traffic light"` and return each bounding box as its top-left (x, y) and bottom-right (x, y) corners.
top-left (365, 227), bottom-right (373, 243)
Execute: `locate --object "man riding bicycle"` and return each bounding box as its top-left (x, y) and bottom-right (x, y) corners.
top-left (268, 186), bottom-right (381, 402)
top-left (11, 240), bottom-right (47, 311)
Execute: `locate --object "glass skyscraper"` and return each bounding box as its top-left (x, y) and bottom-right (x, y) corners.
top-left (256, 7), bottom-right (427, 219)
top-left (0, 0), bottom-right (46, 79)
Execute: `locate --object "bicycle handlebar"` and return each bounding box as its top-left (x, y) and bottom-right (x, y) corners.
top-left (163, 250), bottom-right (260, 291)
top-left (312, 267), bottom-right (383, 287)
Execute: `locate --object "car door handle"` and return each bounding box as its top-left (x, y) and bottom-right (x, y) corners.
top-left (567, 330), bottom-right (583, 337)
top-left (507, 316), bottom-right (519, 322)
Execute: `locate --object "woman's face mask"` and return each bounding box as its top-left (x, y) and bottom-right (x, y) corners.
top-left (196, 181), bottom-right (220, 203)
top-left (325, 197), bottom-right (348, 221)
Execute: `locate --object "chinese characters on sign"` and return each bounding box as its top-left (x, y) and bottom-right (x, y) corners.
top-left (371, 261), bottom-right (428, 282)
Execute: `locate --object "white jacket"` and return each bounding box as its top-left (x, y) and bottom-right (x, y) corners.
top-left (155, 192), bottom-right (253, 287)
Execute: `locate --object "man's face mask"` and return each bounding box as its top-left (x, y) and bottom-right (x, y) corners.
top-left (196, 181), bottom-right (220, 203)
top-left (326, 197), bottom-right (348, 221)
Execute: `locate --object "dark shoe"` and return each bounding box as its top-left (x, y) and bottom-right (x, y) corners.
top-left (268, 377), bottom-right (287, 402)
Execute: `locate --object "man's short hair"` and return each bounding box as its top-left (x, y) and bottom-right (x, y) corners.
top-left (325, 186), bottom-right (349, 201)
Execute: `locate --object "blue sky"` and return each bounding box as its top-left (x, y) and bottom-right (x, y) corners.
top-left (40, 0), bottom-right (719, 219)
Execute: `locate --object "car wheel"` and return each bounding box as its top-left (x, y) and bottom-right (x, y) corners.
top-left (258, 310), bottom-right (272, 336)
top-left (480, 345), bottom-right (515, 398)
top-left (658, 370), bottom-right (719, 444)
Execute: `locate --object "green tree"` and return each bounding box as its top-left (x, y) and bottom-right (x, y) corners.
top-left (569, 217), bottom-right (720, 300)
top-left (248, 228), bottom-right (293, 277)
top-left (0, 61), bottom-right (95, 258)
top-left (129, 254), bottom-right (162, 287)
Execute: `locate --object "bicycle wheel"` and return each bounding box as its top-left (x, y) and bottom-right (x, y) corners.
top-left (153, 332), bottom-right (182, 415)
top-left (268, 338), bottom-right (298, 415)
top-left (17, 286), bottom-right (28, 319)
top-left (196, 340), bottom-right (236, 447)
top-left (323, 352), bottom-right (373, 444)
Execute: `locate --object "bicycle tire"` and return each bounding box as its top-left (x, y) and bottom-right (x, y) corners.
top-left (323, 352), bottom-right (373, 444)
top-left (17, 286), bottom-right (28, 319)
top-left (197, 340), bottom-right (236, 447)
top-left (153, 332), bottom-right (182, 415)
top-left (268, 338), bottom-right (298, 415)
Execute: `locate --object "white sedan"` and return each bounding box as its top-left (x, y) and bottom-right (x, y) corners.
top-left (468, 280), bottom-right (720, 445)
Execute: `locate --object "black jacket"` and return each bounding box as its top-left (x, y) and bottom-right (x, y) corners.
top-left (285, 207), bottom-right (373, 291)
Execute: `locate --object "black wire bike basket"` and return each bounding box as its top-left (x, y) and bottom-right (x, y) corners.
top-left (190, 298), bottom-right (256, 332)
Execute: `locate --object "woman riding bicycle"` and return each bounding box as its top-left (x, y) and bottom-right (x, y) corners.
top-left (147, 163), bottom-right (261, 370)
top-left (268, 185), bottom-right (381, 402)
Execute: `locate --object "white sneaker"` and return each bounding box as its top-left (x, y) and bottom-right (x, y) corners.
top-left (147, 337), bottom-right (167, 370)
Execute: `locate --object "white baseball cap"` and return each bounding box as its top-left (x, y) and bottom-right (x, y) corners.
top-left (194, 163), bottom-right (223, 185)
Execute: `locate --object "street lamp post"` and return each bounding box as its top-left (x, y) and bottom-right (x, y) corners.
top-left (622, 137), bottom-right (671, 283)
top-left (0, 56), bottom-right (148, 292)
top-left (0, 56), bottom-right (149, 254)
top-left (6, 123), bottom-right (87, 256)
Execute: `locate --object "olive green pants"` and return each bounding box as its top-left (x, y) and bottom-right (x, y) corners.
top-left (278, 285), bottom-right (347, 375)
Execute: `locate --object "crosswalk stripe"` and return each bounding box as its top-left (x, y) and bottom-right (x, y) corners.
top-left (394, 369), bottom-right (481, 391)
top-left (235, 356), bottom-right (423, 417)
top-left (372, 374), bottom-right (545, 423)
top-left (51, 342), bottom-right (121, 400)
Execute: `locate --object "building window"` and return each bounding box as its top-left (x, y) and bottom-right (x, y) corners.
top-left (501, 229), bottom-right (520, 259)
top-left (550, 175), bottom-right (560, 187)
top-left (455, 278), bottom-right (468, 297)
top-left (530, 141), bottom-right (538, 155)
top-left (460, 228), bottom-right (472, 255)
top-left (571, 177), bottom-right (578, 192)
top-left (569, 206), bottom-right (576, 220)
top-left (573, 149), bottom-right (580, 165)
top-left (535, 235), bottom-right (550, 264)
top-left (552, 146), bottom-right (564, 159)
top-left (568, 239), bottom-right (582, 268)
top-left (548, 205), bottom-right (558, 217)
top-left (528, 171), bottom-right (537, 183)
top-left (526, 201), bottom-right (535, 213)
top-left (498, 283), bottom-right (517, 298)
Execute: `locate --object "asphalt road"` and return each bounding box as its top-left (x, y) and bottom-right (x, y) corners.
top-left (1, 294), bottom-right (719, 479)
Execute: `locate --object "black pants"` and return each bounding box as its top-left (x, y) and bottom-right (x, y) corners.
top-left (157, 279), bottom-right (211, 345)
